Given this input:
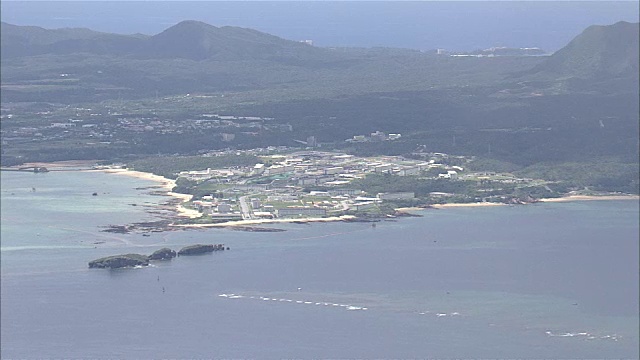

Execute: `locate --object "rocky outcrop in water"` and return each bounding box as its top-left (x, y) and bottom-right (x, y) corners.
top-left (88, 254), bottom-right (150, 269)
top-left (178, 244), bottom-right (226, 255)
top-left (89, 244), bottom-right (228, 269)
top-left (148, 248), bottom-right (177, 260)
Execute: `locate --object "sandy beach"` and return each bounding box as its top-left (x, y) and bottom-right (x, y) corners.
top-left (172, 215), bottom-right (357, 228)
top-left (431, 202), bottom-right (506, 209)
top-left (394, 207), bottom-right (427, 212)
top-left (89, 168), bottom-right (201, 218)
top-left (538, 194), bottom-right (640, 203)
top-left (431, 194), bottom-right (639, 209)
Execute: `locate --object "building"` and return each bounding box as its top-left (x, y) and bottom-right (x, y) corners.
top-left (439, 170), bottom-right (458, 179)
top-left (370, 131), bottom-right (386, 141)
top-left (250, 198), bottom-right (261, 209)
top-left (397, 167), bottom-right (420, 176)
top-left (298, 177), bottom-right (317, 186)
top-left (306, 136), bottom-right (317, 147)
top-left (266, 164), bottom-right (294, 175)
top-left (324, 166), bottom-right (344, 175)
top-left (217, 203), bottom-right (232, 213)
top-left (276, 207), bottom-right (327, 217)
top-left (253, 211), bottom-right (275, 219)
top-left (374, 164), bottom-right (393, 173)
top-left (328, 189), bottom-right (361, 196)
top-left (377, 192), bottom-right (415, 200)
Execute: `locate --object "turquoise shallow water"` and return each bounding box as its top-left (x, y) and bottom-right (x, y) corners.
top-left (1, 171), bottom-right (638, 358)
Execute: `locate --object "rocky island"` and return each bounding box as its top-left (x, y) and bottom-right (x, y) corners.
top-left (148, 248), bottom-right (177, 260)
top-left (89, 244), bottom-right (227, 269)
top-left (177, 243), bottom-right (226, 256)
top-left (88, 254), bottom-right (150, 269)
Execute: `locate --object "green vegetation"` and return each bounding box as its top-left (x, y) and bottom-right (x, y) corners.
top-left (129, 154), bottom-right (258, 179)
top-left (1, 21), bottom-right (638, 195)
top-left (345, 173), bottom-right (572, 203)
top-left (88, 253), bottom-right (149, 269)
top-left (515, 159), bottom-right (640, 194)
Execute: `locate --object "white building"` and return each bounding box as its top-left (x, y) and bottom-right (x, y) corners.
top-left (438, 170), bottom-right (458, 179)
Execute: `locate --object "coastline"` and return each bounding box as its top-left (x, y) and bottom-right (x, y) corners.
top-left (430, 194), bottom-right (639, 209)
top-left (430, 202), bottom-right (505, 209)
top-left (90, 168), bottom-right (202, 219)
top-left (4, 160), bottom-right (201, 219)
top-left (7, 161), bottom-right (638, 224)
top-left (538, 194), bottom-right (640, 203)
top-left (172, 215), bottom-right (357, 228)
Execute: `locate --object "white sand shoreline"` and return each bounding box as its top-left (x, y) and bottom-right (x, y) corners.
top-left (86, 168), bottom-right (201, 219)
top-left (431, 194), bottom-right (638, 209)
top-left (538, 194), bottom-right (640, 203)
top-left (172, 215), bottom-right (357, 228)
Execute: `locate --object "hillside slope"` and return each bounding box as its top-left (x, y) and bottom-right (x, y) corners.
top-left (536, 21), bottom-right (639, 79)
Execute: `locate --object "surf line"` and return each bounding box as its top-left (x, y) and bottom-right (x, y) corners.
top-left (217, 293), bottom-right (368, 311)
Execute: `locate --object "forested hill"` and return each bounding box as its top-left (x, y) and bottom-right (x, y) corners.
top-left (534, 21), bottom-right (639, 79)
top-left (0, 20), bottom-right (332, 61)
top-left (520, 21), bottom-right (639, 93)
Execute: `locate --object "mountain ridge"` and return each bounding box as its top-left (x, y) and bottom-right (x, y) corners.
top-left (1, 20), bottom-right (331, 61)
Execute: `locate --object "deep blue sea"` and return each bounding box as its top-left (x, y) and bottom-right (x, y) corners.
top-left (1, 170), bottom-right (638, 358)
top-left (1, 1), bottom-right (639, 51)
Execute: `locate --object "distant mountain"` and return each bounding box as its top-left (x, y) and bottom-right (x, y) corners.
top-left (530, 21), bottom-right (639, 80)
top-left (0, 22), bottom-right (145, 58)
top-left (144, 20), bottom-right (326, 61)
top-left (1, 20), bottom-right (330, 61)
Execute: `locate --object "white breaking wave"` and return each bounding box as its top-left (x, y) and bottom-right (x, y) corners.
top-left (217, 293), bottom-right (369, 312)
top-left (545, 330), bottom-right (620, 341)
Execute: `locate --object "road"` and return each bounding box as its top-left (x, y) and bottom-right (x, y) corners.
top-left (238, 195), bottom-right (252, 220)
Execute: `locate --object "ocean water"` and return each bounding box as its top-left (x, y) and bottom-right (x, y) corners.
top-left (1, 170), bottom-right (638, 358)
top-left (1, 1), bottom-right (639, 51)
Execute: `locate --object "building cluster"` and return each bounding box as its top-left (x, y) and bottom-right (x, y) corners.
top-left (345, 131), bottom-right (401, 143)
top-left (0, 104), bottom-right (292, 148)
top-left (180, 150), bottom-right (475, 220)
